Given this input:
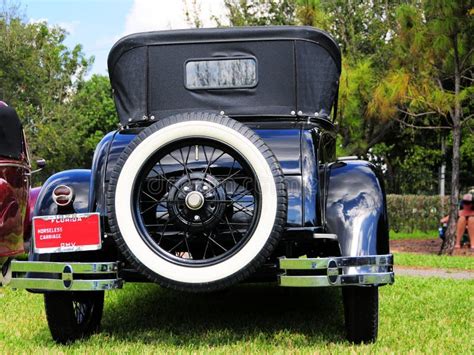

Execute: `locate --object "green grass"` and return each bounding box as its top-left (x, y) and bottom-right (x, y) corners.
top-left (395, 252), bottom-right (474, 271)
top-left (1, 277), bottom-right (473, 353)
top-left (390, 229), bottom-right (438, 240)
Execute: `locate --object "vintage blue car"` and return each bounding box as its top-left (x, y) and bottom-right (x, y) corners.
top-left (5, 26), bottom-right (393, 344)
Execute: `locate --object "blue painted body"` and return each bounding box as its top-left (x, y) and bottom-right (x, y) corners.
top-left (86, 125), bottom-right (313, 228)
top-left (32, 119), bottom-right (389, 260)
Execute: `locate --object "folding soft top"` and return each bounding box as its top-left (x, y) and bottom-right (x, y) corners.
top-left (0, 106), bottom-right (23, 160)
top-left (108, 26), bottom-right (341, 126)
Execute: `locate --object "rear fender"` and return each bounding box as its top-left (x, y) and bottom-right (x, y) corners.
top-left (34, 170), bottom-right (91, 216)
top-left (28, 169), bottom-right (92, 268)
top-left (325, 160), bottom-right (389, 257)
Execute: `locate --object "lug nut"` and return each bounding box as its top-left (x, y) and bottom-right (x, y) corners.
top-left (194, 215), bottom-right (200, 221)
top-left (202, 185), bottom-right (209, 191)
top-left (184, 186), bottom-right (190, 192)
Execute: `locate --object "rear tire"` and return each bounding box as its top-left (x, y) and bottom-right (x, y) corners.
top-left (44, 291), bottom-right (104, 344)
top-left (342, 286), bottom-right (378, 343)
top-left (107, 112), bottom-right (287, 292)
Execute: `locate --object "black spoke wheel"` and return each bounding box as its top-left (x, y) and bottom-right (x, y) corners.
top-left (133, 138), bottom-right (261, 266)
top-left (44, 291), bottom-right (104, 344)
top-left (108, 112), bottom-right (287, 292)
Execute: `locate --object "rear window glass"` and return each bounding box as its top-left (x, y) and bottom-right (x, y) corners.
top-left (185, 58), bottom-right (257, 89)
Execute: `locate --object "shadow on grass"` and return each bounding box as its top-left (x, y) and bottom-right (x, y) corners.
top-left (100, 282), bottom-right (346, 346)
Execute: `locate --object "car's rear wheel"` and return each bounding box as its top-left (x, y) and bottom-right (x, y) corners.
top-left (107, 112), bottom-right (287, 292)
top-left (44, 291), bottom-right (104, 344)
top-left (343, 286), bottom-right (378, 343)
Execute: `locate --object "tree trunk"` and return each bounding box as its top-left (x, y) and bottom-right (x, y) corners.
top-left (440, 123), bottom-right (461, 255)
top-left (439, 33), bottom-right (462, 255)
top-left (439, 136), bottom-right (446, 197)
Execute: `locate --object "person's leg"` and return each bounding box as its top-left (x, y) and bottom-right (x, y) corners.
top-left (455, 216), bottom-right (467, 248)
top-left (467, 217), bottom-right (474, 249)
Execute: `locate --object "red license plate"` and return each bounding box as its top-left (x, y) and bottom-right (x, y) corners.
top-left (33, 213), bottom-right (101, 254)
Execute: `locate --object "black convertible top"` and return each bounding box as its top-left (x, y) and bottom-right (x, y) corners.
top-left (108, 26), bottom-right (341, 125)
top-left (0, 106), bottom-right (23, 159)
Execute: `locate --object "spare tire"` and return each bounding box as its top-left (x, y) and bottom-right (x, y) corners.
top-left (107, 112), bottom-right (287, 292)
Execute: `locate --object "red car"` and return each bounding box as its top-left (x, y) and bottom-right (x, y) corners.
top-left (0, 103), bottom-right (40, 273)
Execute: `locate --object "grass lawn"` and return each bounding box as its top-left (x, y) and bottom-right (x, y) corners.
top-left (395, 252), bottom-right (474, 271)
top-left (390, 229), bottom-right (438, 240)
top-left (1, 277), bottom-right (472, 353)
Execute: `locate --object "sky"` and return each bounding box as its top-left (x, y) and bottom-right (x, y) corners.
top-left (22, 0), bottom-right (227, 76)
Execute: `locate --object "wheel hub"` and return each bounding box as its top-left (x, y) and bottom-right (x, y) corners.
top-left (185, 191), bottom-right (205, 210)
top-left (167, 172), bottom-right (227, 231)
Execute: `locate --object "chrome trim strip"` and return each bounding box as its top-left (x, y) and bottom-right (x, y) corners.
top-left (0, 162), bottom-right (30, 169)
top-left (337, 156), bottom-right (358, 161)
top-left (312, 233), bottom-right (337, 240)
top-left (11, 261), bottom-right (118, 274)
top-left (279, 272), bottom-right (394, 287)
top-left (9, 278), bottom-right (123, 291)
top-left (279, 254), bottom-right (393, 270)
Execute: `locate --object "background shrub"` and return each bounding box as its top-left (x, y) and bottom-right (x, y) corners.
top-left (387, 195), bottom-right (449, 233)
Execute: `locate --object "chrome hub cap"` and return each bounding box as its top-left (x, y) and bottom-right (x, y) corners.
top-left (185, 191), bottom-right (204, 210)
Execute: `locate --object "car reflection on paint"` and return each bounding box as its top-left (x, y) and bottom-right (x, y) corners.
top-left (0, 102), bottom-right (41, 268)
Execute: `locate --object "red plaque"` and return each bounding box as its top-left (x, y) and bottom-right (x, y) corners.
top-left (33, 213), bottom-right (101, 254)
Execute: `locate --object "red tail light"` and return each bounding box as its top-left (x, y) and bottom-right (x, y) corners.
top-left (52, 185), bottom-right (74, 207)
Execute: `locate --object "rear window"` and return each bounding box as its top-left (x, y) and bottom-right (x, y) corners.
top-left (185, 57), bottom-right (257, 89)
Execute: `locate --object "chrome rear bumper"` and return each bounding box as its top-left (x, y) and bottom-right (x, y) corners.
top-left (278, 254), bottom-right (394, 287)
top-left (3, 255), bottom-right (393, 290)
top-left (6, 260), bottom-right (123, 291)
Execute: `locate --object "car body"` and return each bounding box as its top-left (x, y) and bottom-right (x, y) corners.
top-left (6, 27), bottom-right (394, 344)
top-left (0, 104), bottom-right (31, 266)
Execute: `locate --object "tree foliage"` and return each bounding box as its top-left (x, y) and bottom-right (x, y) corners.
top-left (0, 3), bottom-right (116, 182)
top-left (71, 75), bottom-right (117, 166)
top-left (221, 0), bottom-right (296, 26)
top-left (370, 0), bottom-right (473, 254)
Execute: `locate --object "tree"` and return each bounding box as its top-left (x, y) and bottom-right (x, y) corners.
top-left (220, 0), bottom-right (296, 26)
top-left (337, 58), bottom-right (398, 157)
top-left (295, 0), bottom-right (330, 29)
top-left (293, 1), bottom-right (406, 162)
top-left (370, 1), bottom-right (473, 254)
top-left (184, 0), bottom-right (203, 28)
top-left (0, 2), bottom-right (93, 182)
top-left (71, 75), bottom-right (117, 168)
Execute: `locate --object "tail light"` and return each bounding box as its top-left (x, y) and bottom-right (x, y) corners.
top-left (52, 185), bottom-right (74, 207)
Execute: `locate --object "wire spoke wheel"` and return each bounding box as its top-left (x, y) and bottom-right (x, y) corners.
top-left (134, 138), bottom-right (260, 266)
